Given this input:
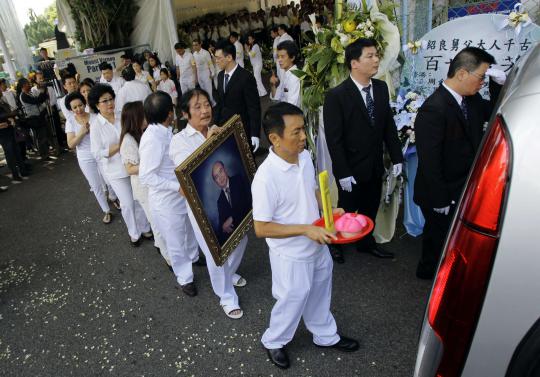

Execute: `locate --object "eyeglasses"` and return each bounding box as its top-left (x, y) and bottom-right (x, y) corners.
top-left (468, 71), bottom-right (486, 81)
top-left (98, 97), bottom-right (114, 104)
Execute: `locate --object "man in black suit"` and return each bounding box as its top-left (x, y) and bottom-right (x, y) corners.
top-left (212, 161), bottom-right (252, 244)
top-left (213, 41), bottom-right (262, 152)
top-left (324, 39), bottom-right (403, 263)
top-left (414, 47), bottom-right (506, 279)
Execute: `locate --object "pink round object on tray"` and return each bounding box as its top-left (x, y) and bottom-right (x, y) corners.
top-left (313, 213), bottom-right (374, 244)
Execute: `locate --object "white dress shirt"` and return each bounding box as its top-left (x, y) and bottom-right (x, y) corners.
top-left (252, 148), bottom-right (322, 262)
top-left (99, 75), bottom-right (125, 96)
top-left (249, 44), bottom-right (263, 67)
top-left (139, 123), bottom-right (186, 214)
top-left (350, 76), bottom-right (374, 106)
top-left (58, 95), bottom-right (72, 121)
top-left (234, 40), bottom-right (244, 67)
top-left (1, 89), bottom-right (17, 111)
top-left (271, 64), bottom-right (301, 107)
top-left (223, 63), bottom-right (239, 91)
top-left (90, 112), bottom-right (128, 179)
top-left (115, 80), bottom-right (152, 113)
top-left (442, 82), bottom-right (464, 107)
top-left (193, 49), bottom-right (215, 79)
top-left (175, 51), bottom-right (196, 83)
top-left (279, 32), bottom-right (294, 43)
top-left (65, 113), bottom-right (96, 161)
top-left (272, 36), bottom-right (281, 62)
top-left (169, 123), bottom-right (206, 167)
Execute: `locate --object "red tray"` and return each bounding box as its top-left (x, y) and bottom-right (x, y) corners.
top-left (313, 213), bottom-right (374, 244)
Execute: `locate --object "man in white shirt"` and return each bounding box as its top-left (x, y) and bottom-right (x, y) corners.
top-left (114, 65), bottom-right (152, 113)
top-left (252, 102), bottom-right (359, 369)
top-left (277, 24), bottom-right (294, 44)
top-left (170, 88), bottom-right (248, 320)
top-left (139, 92), bottom-right (200, 297)
top-left (99, 62), bottom-right (125, 96)
top-left (218, 21), bottom-right (230, 40)
top-left (229, 32), bottom-right (244, 68)
top-left (271, 27), bottom-right (283, 81)
top-left (174, 42), bottom-right (198, 95)
top-left (192, 39), bottom-right (215, 106)
top-left (270, 40), bottom-right (301, 107)
top-left (58, 73), bottom-right (79, 121)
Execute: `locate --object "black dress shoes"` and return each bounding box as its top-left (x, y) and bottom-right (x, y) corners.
top-left (316, 335), bottom-right (360, 352)
top-left (266, 347), bottom-right (290, 369)
top-left (329, 245), bottom-right (344, 264)
top-left (358, 244), bottom-right (395, 259)
top-left (180, 282), bottom-right (197, 297)
top-left (130, 236), bottom-right (143, 247)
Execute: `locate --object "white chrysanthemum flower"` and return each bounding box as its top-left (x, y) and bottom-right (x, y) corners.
top-left (365, 30), bottom-right (374, 38)
top-left (357, 22), bottom-right (365, 30)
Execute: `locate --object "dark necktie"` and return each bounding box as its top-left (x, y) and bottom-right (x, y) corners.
top-left (460, 99), bottom-right (468, 121)
top-left (362, 85), bottom-right (375, 124)
top-left (225, 187), bottom-right (232, 206)
top-left (224, 73), bottom-right (230, 93)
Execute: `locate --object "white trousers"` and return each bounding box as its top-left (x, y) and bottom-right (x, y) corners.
top-left (188, 210), bottom-right (246, 309)
top-left (197, 74), bottom-right (214, 105)
top-left (77, 158), bottom-right (110, 213)
top-left (261, 248), bottom-right (340, 349)
top-left (179, 79), bottom-right (195, 96)
top-left (152, 209), bottom-right (198, 285)
top-left (108, 177), bottom-right (150, 240)
top-left (134, 185), bottom-right (170, 264)
top-left (97, 162), bottom-right (117, 201)
top-left (252, 63), bottom-right (268, 97)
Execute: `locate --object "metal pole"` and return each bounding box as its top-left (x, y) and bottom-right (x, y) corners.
top-left (427, 0), bottom-right (433, 32)
top-left (0, 27), bottom-right (17, 81)
top-left (402, 0), bottom-right (409, 45)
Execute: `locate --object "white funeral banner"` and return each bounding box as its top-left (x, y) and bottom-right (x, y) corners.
top-left (403, 13), bottom-right (540, 96)
top-left (57, 51), bottom-right (125, 83)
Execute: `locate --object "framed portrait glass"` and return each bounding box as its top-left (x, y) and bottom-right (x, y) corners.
top-left (175, 115), bottom-right (257, 266)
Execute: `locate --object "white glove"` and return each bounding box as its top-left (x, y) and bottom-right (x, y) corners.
top-left (339, 176), bottom-right (357, 192)
top-left (251, 137), bottom-right (260, 152)
top-left (486, 68), bottom-right (506, 85)
top-left (433, 206), bottom-right (450, 215)
top-left (392, 163), bottom-right (403, 177)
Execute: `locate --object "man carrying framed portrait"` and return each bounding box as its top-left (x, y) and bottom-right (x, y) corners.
top-left (169, 88), bottom-right (249, 320)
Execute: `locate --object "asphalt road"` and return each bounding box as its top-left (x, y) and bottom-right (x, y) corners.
top-left (0, 152), bottom-right (432, 377)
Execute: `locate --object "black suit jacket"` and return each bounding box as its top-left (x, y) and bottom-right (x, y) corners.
top-left (413, 81), bottom-right (502, 208)
top-left (214, 66), bottom-right (261, 138)
top-left (323, 77), bottom-right (403, 182)
top-left (217, 174), bottom-right (252, 242)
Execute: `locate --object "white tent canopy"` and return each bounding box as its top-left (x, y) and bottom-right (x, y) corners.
top-left (0, 0), bottom-right (34, 79)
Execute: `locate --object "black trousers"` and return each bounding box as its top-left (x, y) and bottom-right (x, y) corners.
top-left (27, 115), bottom-right (49, 159)
top-left (417, 205), bottom-right (456, 276)
top-left (51, 105), bottom-right (67, 149)
top-left (0, 128), bottom-right (26, 177)
top-left (337, 174), bottom-right (382, 251)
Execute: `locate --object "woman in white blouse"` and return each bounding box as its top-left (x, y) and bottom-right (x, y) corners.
top-left (119, 102), bottom-right (170, 266)
top-left (156, 68), bottom-right (178, 105)
top-left (147, 54), bottom-right (164, 83)
top-left (88, 84), bottom-right (152, 246)
top-left (247, 33), bottom-right (268, 97)
top-left (132, 61), bottom-right (156, 92)
top-left (64, 92), bottom-right (112, 224)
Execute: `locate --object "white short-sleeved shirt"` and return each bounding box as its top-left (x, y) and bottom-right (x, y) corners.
top-left (157, 79), bottom-right (177, 103)
top-left (270, 64), bottom-right (301, 107)
top-left (175, 51), bottom-right (195, 83)
top-left (65, 113), bottom-right (96, 161)
top-left (115, 80), bottom-right (152, 113)
top-left (193, 49), bottom-right (214, 79)
top-left (139, 123), bottom-right (186, 214)
top-left (99, 75), bottom-right (125, 96)
top-left (252, 148), bottom-right (322, 261)
top-left (89, 112), bottom-right (128, 180)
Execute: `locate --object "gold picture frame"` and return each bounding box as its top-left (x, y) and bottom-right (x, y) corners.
top-left (175, 115), bottom-right (257, 266)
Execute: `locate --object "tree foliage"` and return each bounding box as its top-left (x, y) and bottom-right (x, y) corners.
top-left (66, 0), bottom-right (139, 50)
top-left (23, 4), bottom-right (58, 47)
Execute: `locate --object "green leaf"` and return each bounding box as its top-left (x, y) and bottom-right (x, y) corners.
top-left (316, 49), bottom-right (334, 74)
top-left (291, 69), bottom-right (307, 80)
top-left (330, 37), bottom-right (344, 54)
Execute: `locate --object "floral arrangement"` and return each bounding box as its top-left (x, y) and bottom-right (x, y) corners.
top-left (293, 3), bottom-right (393, 112)
top-left (391, 90), bottom-right (425, 149)
top-left (497, 3), bottom-right (532, 37)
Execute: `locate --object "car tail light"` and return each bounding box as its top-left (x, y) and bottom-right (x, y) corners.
top-left (427, 115), bottom-right (511, 376)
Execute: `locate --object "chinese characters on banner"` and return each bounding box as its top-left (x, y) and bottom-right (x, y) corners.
top-left (401, 14), bottom-right (540, 97)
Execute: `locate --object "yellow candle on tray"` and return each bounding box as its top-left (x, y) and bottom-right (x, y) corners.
top-left (318, 170), bottom-right (335, 233)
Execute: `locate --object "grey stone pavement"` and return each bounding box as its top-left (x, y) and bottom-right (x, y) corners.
top-left (0, 151), bottom-right (432, 377)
